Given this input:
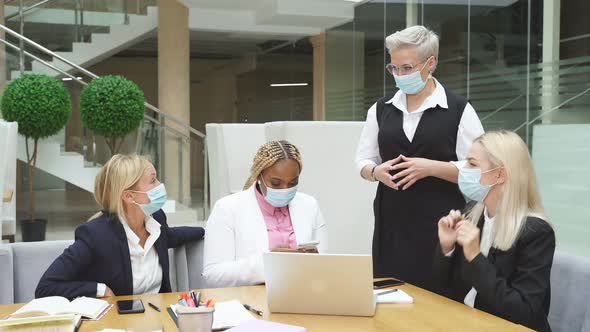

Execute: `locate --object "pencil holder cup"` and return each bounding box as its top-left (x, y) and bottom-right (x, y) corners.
top-left (177, 305), bottom-right (215, 332)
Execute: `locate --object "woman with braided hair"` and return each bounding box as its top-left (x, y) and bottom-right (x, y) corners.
top-left (203, 140), bottom-right (327, 288)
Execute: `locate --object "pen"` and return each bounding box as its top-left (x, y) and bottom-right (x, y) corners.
top-left (190, 291), bottom-right (198, 306)
top-left (376, 289), bottom-right (398, 296)
top-left (243, 304), bottom-right (263, 316)
top-left (195, 292), bottom-right (201, 307)
top-left (148, 302), bottom-right (161, 312)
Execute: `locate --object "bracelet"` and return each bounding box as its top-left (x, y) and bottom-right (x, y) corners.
top-left (370, 165), bottom-right (378, 182)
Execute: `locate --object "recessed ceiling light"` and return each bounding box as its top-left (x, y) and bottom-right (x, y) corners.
top-left (61, 77), bottom-right (83, 81)
top-left (270, 83), bottom-right (309, 87)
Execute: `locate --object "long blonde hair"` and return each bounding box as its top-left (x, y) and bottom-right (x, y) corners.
top-left (243, 141), bottom-right (302, 190)
top-left (91, 154), bottom-right (152, 221)
top-left (466, 131), bottom-right (548, 251)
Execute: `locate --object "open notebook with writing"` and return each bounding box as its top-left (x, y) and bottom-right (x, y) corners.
top-left (10, 297), bottom-right (111, 321)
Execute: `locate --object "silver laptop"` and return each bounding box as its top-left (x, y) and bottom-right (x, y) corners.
top-left (263, 252), bottom-right (376, 316)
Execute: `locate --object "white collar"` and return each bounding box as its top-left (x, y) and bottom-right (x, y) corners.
top-left (119, 214), bottom-right (161, 245)
top-left (483, 207), bottom-right (496, 224)
top-left (385, 77), bottom-right (448, 114)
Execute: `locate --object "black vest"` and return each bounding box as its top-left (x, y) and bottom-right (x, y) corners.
top-left (372, 88), bottom-right (467, 289)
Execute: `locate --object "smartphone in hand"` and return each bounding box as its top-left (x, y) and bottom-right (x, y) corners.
top-left (297, 241), bottom-right (320, 250)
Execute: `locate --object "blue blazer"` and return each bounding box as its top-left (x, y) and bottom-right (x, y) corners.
top-left (35, 209), bottom-right (204, 300)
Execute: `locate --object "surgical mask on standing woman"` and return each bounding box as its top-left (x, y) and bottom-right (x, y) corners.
top-left (393, 59), bottom-right (431, 95)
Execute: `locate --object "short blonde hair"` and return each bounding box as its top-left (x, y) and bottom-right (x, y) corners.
top-left (243, 141), bottom-right (302, 190)
top-left (466, 131), bottom-right (548, 250)
top-left (92, 154), bottom-right (152, 221)
top-left (385, 25), bottom-right (439, 72)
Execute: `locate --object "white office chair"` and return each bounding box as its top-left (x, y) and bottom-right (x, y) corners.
top-left (0, 121), bottom-right (17, 243)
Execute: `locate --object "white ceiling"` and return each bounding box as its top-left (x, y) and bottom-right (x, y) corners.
top-left (179, 0), bottom-right (359, 38)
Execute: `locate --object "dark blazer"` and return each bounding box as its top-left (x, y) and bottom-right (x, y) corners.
top-left (35, 209), bottom-right (204, 300)
top-left (432, 214), bottom-right (555, 332)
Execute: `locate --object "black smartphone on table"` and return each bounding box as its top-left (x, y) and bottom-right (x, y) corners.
top-left (374, 278), bottom-right (405, 289)
top-left (116, 299), bottom-right (145, 314)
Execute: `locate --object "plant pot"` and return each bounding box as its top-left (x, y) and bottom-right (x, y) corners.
top-left (20, 218), bottom-right (47, 242)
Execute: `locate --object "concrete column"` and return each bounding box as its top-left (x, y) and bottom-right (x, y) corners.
top-left (406, 0), bottom-right (419, 27)
top-left (0, 2), bottom-right (6, 96)
top-left (158, 0), bottom-right (191, 205)
top-left (310, 33), bottom-right (326, 121)
top-left (542, 0), bottom-right (560, 124)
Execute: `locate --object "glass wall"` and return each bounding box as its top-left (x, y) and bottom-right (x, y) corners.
top-left (236, 39), bottom-right (313, 123)
top-left (324, 0), bottom-right (590, 257)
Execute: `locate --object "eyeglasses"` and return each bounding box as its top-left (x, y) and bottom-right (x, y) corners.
top-left (385, 62), bottom-right (423, 76)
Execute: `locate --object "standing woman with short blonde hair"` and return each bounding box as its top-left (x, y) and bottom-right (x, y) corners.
top-left (434, 131), bottom-right (555, 331)
top-left (355, 25), bottom-right (484, 289)
top-left (36, 154), bottom-right (204, 299)
top-left (203, 140), bottom-right (327, 288)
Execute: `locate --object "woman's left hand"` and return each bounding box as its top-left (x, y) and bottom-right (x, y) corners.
top-left (456, 221), bottom-right (481, 262)
top-left (390, 155), bottom-right (435, 190)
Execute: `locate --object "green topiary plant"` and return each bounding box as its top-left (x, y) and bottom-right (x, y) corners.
top-left (79, 75), bottom-right (145, 155)
top-left (1, 74), bottom-right (71, 222)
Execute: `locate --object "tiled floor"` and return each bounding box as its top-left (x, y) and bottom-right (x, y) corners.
top-left (14, 189), bottom-right (99, 242)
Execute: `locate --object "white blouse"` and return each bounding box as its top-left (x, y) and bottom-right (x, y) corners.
top-left (97, 216), bottom-right (163, 296)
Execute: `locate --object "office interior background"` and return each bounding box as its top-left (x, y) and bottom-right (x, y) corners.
top-left (0, 0), bottom-right (588, 257)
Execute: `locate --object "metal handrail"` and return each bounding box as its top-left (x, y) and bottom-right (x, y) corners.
top-left (0, 23), bottom-right (206, 140)
top-left (5, 0), bottom-right (53, 20)
top-left (512, 86), bottom-right (590, 132)
top-left (1, 35), bottom-right (197, 149)
top-left (480, 94), bottom-right (524, 122)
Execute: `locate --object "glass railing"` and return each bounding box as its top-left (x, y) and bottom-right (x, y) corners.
top-left (3, 0), bottom-right (157, 71)
top-left (323, 55), bottom-right (590, 149)
top-left (0, 21), bottom-right (209, 224)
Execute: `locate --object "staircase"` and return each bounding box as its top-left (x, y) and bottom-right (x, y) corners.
top-left (16, 136), bottom-right (101, 193)
top-left (2, 4), bottom-right (206, 226)
top-left (9, 6), bottom-right (158, 79)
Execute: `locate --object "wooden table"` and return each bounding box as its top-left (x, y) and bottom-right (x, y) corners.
top-left (0, 284), bottom-right (531, 331)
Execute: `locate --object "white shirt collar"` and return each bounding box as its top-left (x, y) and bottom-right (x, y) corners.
top-left (119, 214), bottom-right (161, 246)
top-left (483, 207), bottom-right (496, 224)
top-left (385, 77), bottom-right (448, 114)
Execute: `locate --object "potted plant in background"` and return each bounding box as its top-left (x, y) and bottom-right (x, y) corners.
top-left (79, 75), bottom-right (145, 155)
top-left (1, 74), bottom-right (71, 242)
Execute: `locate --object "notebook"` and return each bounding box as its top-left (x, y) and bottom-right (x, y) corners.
top-left (0, 313), bottom-right (81, 332)
top-left (227, 319), bottom-right (306, 331)
top-left (170, 299), bottom-right (255, 330)
top-left (374, 289), bottom-right (414, 304)
top-left (10, 296), bottom-right (111, 320)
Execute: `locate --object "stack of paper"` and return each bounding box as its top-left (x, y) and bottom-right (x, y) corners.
top-left (374, 289), bottom-right (414, 304)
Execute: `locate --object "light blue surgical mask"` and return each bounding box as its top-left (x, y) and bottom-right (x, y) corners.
top-left (260, 178), bottom-right (297, 208)
top-left (393, 60), bottom-right (430, 95)
top-left (458, 167), bottom-right (501, 202)
top-left (131, 183), bottom-right (167, 216)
